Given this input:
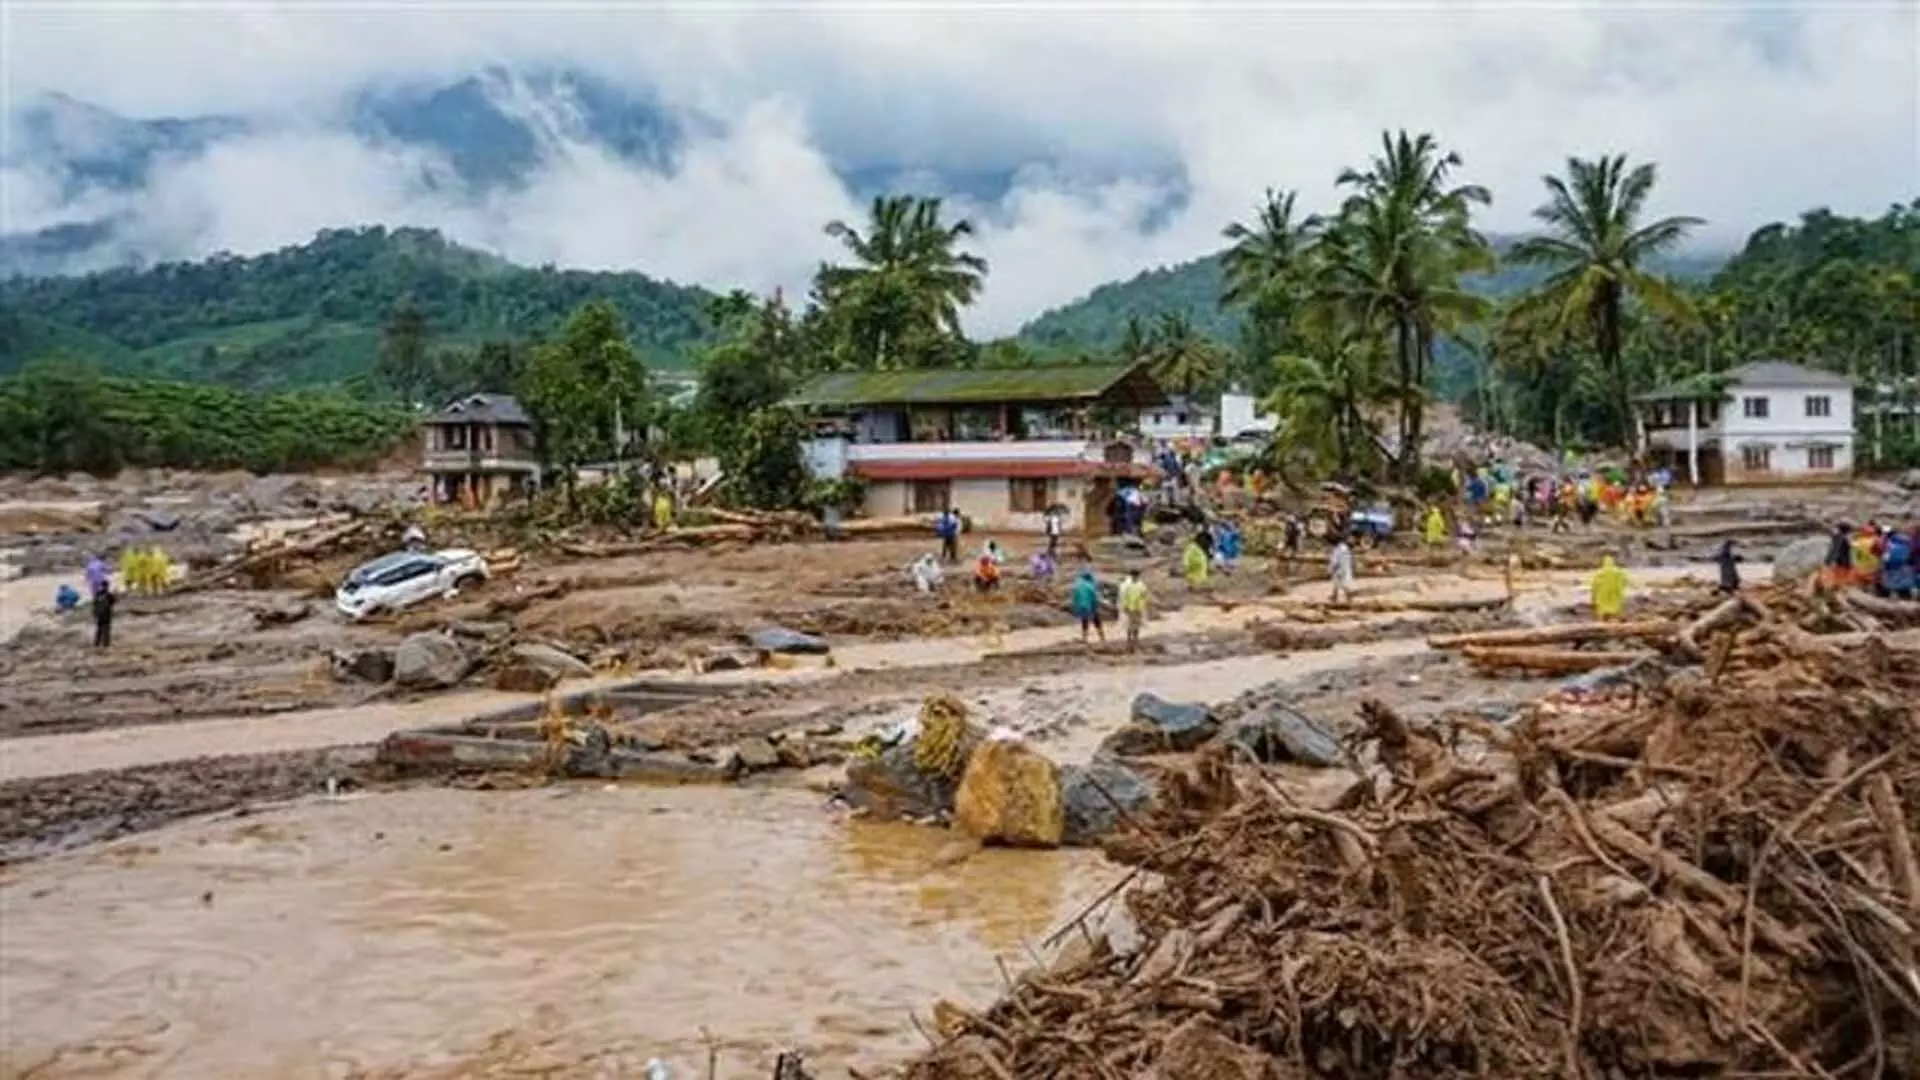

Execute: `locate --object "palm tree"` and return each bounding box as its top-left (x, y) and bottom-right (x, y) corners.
top-left (817, 195), bottom-right (988, 369)
top-left (1145, 311), bottom-right (1223, 399)
top-left (1263, 325), bottom-right (1386, 479)
top-left (1509, 155), bottom-right (1703, 445)
top-left (1221, 188), bottom-right (1321, 394)
top-left (1326, 131), bottom-right (1492, 474)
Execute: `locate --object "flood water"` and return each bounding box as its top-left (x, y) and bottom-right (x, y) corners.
top-left (0, 785), bottom-right (1119, 1079)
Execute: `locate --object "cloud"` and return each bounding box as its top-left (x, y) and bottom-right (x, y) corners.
top-left (3, 1), bottom-right (1916, 334)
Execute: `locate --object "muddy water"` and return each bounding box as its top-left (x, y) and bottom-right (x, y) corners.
top-left (0, 785), bottom-right (1118, 1079)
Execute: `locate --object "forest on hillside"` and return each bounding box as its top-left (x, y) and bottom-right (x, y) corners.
top-left (0, 226), bottom-right (718, 389)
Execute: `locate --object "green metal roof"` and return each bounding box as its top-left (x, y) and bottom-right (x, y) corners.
top-left (786, 363), bottom-right (1165, 408)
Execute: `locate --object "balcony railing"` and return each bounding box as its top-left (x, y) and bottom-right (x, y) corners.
top-left (422, 447), bottom-right (541, 472)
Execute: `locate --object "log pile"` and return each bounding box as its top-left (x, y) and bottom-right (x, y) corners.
top-left (896, 605), bottom-right (1920, 1078)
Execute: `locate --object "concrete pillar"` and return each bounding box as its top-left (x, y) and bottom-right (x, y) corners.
top-left (1686, 401), bottom-right (1700, 487)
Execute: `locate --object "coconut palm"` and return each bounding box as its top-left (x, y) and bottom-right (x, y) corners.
top-left (816, 195), bottom-right (988, 369)
top-left (1221, 188), bottom-right (1321, 394)
top-left (1509, 155), bottom-right (1703, 444)
top-left (1262, 324), bottom-right (1387, 479)
top-left (1327, 131), bottom-right (1493, 473)
top-left (1144, 311), bottom-right (1225, 399)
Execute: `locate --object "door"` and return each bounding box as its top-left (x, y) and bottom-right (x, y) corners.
top-left (1084, 478), bottom-right (1115, 538)
top-left (911, 480), bottom-right (951, 515)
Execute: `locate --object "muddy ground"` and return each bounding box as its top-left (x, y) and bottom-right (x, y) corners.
top-left (2, 469), bottom-right (1913, 865)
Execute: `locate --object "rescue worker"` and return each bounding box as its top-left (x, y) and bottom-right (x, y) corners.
top-left (1070, 567), bottom-right (1104, 644)
top-left (1590, 554), bottom-right (1629, 620)
top-left (973, 551), bottom-right (1001, 594)
top-left (1715, 539), bottom-right (1742, 595)
top-left (92, 584), bottom-right (116, 649)
top-left (1820, 523), bottom-right (1853, 592)
top-left (1328, 533), bottom-right (1356, 605)
top-left (936, 507), bottom-right (962, 564)
top-left (651, 489), bottom-right (674, 532)
top-left (911, 553), bottom-right (943, 595)
top-left (1422, 505), bottom-right (1448, 548)
top-left (1182, 531), bottom-right (1210, 589)
top-left (1118, 569), bottom-right (1149, 652)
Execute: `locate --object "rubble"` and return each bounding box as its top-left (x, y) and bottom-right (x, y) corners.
top-left (896, 586), bottom-right (1920, 1079)
top-left (392, 632), bottom-right (473, 690)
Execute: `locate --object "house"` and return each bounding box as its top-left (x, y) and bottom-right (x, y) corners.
top-left (788, 363), bottom-right (1168, 533)
top-left (420, 393), bottom-right (541, 507)
top-left (1219, 391), bottom-right (1279, 439)
top-left (1138, 391), bottom-right (1277, 442)
top-left (1634, 361), bottom-right (1855, 485)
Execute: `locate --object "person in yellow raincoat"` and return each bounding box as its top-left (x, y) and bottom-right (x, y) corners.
top-left (1590, 555), bottom-right (1629, 619)
top-left (1422, 505), bottom-right (1448, 548)
top-left (1182, 533), bottom-right (1210, 589)
top-left (1851, 525), bottom-right (1881, 585)
top-left (652, 489), bottom-right (674, 531)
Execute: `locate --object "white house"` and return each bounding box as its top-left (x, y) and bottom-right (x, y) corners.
top-left (1635, 361), bottom-right (1855, 485)
top-left (1137, 391), bottom-right (1277, 442)
top-left (789, 363), bottom-right (1167, 532)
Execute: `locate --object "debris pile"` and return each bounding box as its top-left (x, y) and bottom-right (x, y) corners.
top-left (900, 602), bottom-right (1920, 1078)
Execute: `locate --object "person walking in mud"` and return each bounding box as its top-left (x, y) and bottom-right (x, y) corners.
top-left (1042, 504), bottom-right (1064, 557)
top-left (91, 583), bottom-right (116, 649)
top-left (1118, 570), bottom-right (1149, 653)
top-left (1070, 566), bottom-right (1105, 645)
top-left (1327, 532), bottom-right (1355, 605)
top-left (936, 507), bottom-right (962, 564)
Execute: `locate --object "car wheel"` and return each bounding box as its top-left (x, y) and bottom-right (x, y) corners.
top-left (454, 573), bottom-right (484, 589)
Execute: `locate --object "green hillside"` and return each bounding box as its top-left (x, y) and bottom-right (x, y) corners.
top-left (0, 226), bottom-right (721, 389)
top-left (1018, 241), bottom-right (1730, 352)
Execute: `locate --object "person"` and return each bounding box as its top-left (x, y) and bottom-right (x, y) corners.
top-left (1118, 570), bottom-right (1149, 652)
top-left (1029, 548), bottom-right (1057, 582)
top-left (1215, 520), bottom-right (1242, 571)
top-left (1423, 505), bottom-right (1447, 548)
top-left (91, 584), bottom-right (116, 649)
top-left (651, 489), bottom-right (674, 532)
top-left (84, 552), bottom-right (110, 598)
top-left (1195, 521), bottom-right (1216, 563)
top-left (1042, 505), bottom-right (1064, 556)
top-left (1182, 532), bottom-right (1210, 589)
top-left (982, 538), bottom-right (1007, 566)
top-left (401, 523), bottom-right (428, 552)
top-left (1883, 528), bottom-right (1915, 599)
top-left (1282, 515), bottom-right (1304, 561)
top-left (1070, 567), bottom-right (1104, 644)
top-left (1328, 533), bottom-right (1355, 605)
top-left (973, 551), bottom-right (1001, 594)
top-left (1820, 522), bottom-right (1853, 592)
top-left (1106, 488), bottom-right (1128, 537)
top-left (1852, 523), bottom-right (1883, 587)
top-left (936, 508), bottom-right (962, 564)
top-left (55, 582), bottom-right (82, 613)
top-left (1590, 554), bottom-right (1629, 620)
top-left (1652, 484), bottom-right (1672, 529)
top-left (911, 553), bottom-right (944, 595)
top-left (1714, 539), bottom-right (1742, 595)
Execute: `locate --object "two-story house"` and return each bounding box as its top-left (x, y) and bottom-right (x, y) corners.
top-left (788, 363), bottom-right (1168, 533)
top-left (420, 393), bottom-right (542, 508)
top-left (1635, 361), bottom-right (1855, 485)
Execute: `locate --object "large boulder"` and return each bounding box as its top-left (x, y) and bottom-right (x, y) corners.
top-left (490, 642), bottom-right (592, 693)
top-left (953, 738), bottom-right (1065, 848)
top-left (330, 647), bottom-right (395, 684)
top-left (393, 632), bottom-right (472, 689)
top-left (1900, 468), bottom-right (1920, 491)
top-left (1772, 535), bottom-right (1831, 585)
top-left (1222, 702), bottom-right (1342, 767)
top-left (840, 744), bottom-right (962, 823)
top-left (1060, 759), bottom-right (1156, 846)
top-left (1098, 693), bottom-right (1221, 757)
top-left (746, 627), bottom-right (831, 655)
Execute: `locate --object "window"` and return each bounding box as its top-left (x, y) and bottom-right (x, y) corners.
top-left (1808, 446), bottom-right (1836, 470)
top-left (441, 425), bottom-right (468, 450)
top-left (1742, 396), bottom-right (1769, 419)
top-left (911, 480), bottom-right (951, 514)
top-left (373, 559), bottom-right (436, 587)
top-left (1741, 445), bottom-right (1772, 472)
top-left (1804, 395), bottom-right (1831, 419)
top-left (1009, 478), bottom-right (1052, 514)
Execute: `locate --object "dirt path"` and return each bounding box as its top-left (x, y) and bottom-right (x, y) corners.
top-left (0, 565), bottom-right (1693, 783)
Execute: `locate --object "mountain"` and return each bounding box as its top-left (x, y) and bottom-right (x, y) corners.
top-left (1018, 241), bottom-right (1733, 351)
top-left (0, 226), bottom-right (719, 389)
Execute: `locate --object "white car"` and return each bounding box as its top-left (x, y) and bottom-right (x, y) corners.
top-left (334, 548), bottom-right (489, 621)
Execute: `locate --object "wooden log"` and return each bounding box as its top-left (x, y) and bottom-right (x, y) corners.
top-left (840, 514), bottom-right (940, 536)
top-left (1678, 596), bottom-right (1747, 658)
top-left (1842, 589), bottom-right (1920, 626)
top-left (1429, 619), bottom-right (1673, 650)
top-left (179, 519), bottom-right (376, 592)
top-left (1461, 645), bottom-right (1655, 675)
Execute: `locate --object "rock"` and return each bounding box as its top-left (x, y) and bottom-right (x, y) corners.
top-left (1773, 535), bottom-right (1831, 584)
top-left (774, 739), bottom-right (815, 769)
top-left (449, 620), bottom-right (513, 642)
top-left (1901, 468), bottom-right (1920, 491)
top-left (253, 600), bottom-right (311, 628)
top-left (1060, 759), bottom-right (1156, 846)
top-left (490, 661), bottom-right (561, 693)
top-left (1098, 693), bottom-right (1221, 757)
top-left (1222, 702), bottom-right (1343, 767)
top-left (839, 743), bottom-right (960, 822)
top-left (134, 510), bottom-right (181, 532)
top-left (330, 647), bottom-right (395, 684)
top-left (746, 627), bottom-right (831, 655)
top-left (508, 642), bottom-right (593, 681)
top-left (953, 738), bottom-right (1065, 848)
top-left (733, 736), bottom-right (781, 772)
top-left (694, 651), bottom-right (751, 673)
top-left (392, 632), bottom-right (472, 689)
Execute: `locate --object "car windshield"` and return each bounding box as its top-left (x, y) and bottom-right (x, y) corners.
top-left (347, 552), bottom-right (436, 586)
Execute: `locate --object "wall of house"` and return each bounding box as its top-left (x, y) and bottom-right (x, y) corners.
top-left (860, 475), bottom-right (1089, 532)
top-left (1712, 384), bottom-right (1855, 483)
top-left (1719, 437), bottom-right (1854, 484)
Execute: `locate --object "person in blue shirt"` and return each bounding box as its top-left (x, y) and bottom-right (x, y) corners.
top-left (1070, 567), bottom-right (1105, 644)
top-left (935, 508), bottom-right (961, 563)
top-left (1881, 529), bottom-right (1914, 599)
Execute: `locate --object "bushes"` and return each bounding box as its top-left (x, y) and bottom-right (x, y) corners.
top-left (0, 360), bottom-right (413, 475)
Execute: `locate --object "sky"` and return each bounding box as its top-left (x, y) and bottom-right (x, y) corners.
top-left (3, 1), bottom-right (1917, 334)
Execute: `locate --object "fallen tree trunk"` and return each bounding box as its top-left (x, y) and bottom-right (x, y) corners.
top-left (1842, 589), bottom-right (1920, 626)
top-left (840, 514), bottom-right (939, 536)
top-left (1665, 518), bottom-right (1817, 540)
top-left (1462, 645), bottom-right (1656, 675)
top-left (1285, 594), bottom-right (1510, 615)
top-left (1430, 619), bottom-right (1673, 650)
top-left (1678, 596), bottom-right (1748, 658)
top-left (179, 519), bottom-right (376, 592)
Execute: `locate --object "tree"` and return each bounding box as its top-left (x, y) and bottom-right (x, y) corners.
top-left (1262, 324), bottom-right (1386, 480)
top-left (375, 302), bottom-right (432, 403)
top-left (694, 291), bottom-right (802, 452)
top-left (1144, 312), bottom-right (1225, 399)
top-left (1221, 188), bottom-right (1320, 393)
top-left (1509, 155), bottom-right (1703, 445)
top-left (1325, 130), bottom-right (1492, 474)
top-left (517, 300), bottom-right (649, 493)
top-left (815, 194), bottom-right (988, 369)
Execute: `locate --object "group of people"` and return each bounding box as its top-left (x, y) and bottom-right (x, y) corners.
top-left (54, 553), bottom-right (118, 648)
top-left (1454, 462), bottom-right (1675, 535)
top-left (1822, 521), bottom-right (1918, 599)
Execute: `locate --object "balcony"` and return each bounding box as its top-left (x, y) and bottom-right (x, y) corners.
top-left (421, 447), bottom-right (541, 474)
